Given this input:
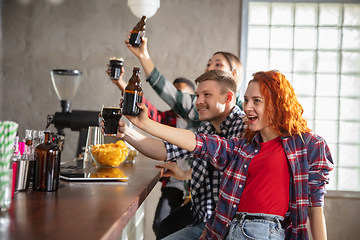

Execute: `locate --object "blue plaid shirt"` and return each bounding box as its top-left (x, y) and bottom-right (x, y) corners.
top-left (192, 132), bottom-right (334, 240)
top-left (164, 105), bottom-right (246, 224)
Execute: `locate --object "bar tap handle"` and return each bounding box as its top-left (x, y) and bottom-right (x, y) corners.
top-left (46, 115), bottom-right (54, 130)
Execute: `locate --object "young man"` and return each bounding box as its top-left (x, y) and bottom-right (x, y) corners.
top-left (112, 70), bottom-right (246, 239)
top-left (122, 70), bottom-right (334, 240)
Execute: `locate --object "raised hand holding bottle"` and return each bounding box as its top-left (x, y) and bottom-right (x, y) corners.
top-left (129, 15), bottom-right (147, 47)
top-left (122, 67), bottom-right (143, 116)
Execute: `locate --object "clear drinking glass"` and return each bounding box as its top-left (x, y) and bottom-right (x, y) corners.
top-left (84, 126), bottom-right (104, 162)
top-left (86, 126), bottom-right (103, 147)
top-left (109, 57), bottom-right (123, 80)
top-left (84, 126), bottom-right (104, 163)
top-left (101, 105), bottom-right (122, 136)
top-left (123, 122), bottom-right (138, 165)
top-left (32, 130), bottom-right (39, 146)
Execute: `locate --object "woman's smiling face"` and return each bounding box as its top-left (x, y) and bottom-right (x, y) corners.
top-left (205, 53), bottom-right (232, 73)
top-left (243, 81), bottom-right (267, 132)
top-left (243, 81), bottom-right (280, 142)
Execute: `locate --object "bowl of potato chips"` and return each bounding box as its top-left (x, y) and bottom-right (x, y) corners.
top-left (89, 140), bottom-right (129, 167)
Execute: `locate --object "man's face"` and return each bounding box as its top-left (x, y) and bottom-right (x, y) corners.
top-left (195, 80), bottom-right (228, 122)
top-left (173, 82), bottom-right (194, 94)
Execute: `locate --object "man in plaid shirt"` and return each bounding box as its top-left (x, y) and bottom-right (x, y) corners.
top-left (113, 70), bottom-right (246, 239)
top-left (156, 92), bottom-right (246, 239)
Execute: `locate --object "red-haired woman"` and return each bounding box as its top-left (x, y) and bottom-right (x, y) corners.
top-left (123, 70), bottom-right (334, 240)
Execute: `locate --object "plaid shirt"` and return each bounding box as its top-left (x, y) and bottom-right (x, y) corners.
top-left (143, 97), bottom-right (177, 127)
top-left (146, 67), bottom-right (243, 132)
top-left (164, 106), bottom-right (246, 224)
top-left (192, 132), bottom-right (334, 240)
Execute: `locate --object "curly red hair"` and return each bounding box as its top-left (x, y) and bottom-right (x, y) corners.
top-left (243, 70), bottom-right (310, 141)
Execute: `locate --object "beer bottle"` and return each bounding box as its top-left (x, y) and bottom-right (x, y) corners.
top-left (129, 15), bottom-right (147, 47)
top-left (122, 67), bottom-right (143, 116)
top-left (33, 131), bottom-right (61, 192)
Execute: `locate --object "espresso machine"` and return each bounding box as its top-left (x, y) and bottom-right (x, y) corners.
top-left (47, 69), bottom-right (100, 157)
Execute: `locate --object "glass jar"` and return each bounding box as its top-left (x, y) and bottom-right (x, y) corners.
top-left (33, 131), bottom-right (61, 191)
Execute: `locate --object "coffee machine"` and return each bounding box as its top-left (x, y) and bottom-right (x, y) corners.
top-left (47, 69), bottom-right (100, 157)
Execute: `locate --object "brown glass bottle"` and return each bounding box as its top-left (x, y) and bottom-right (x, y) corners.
top-left (33, 131), bottom-right (61, 192)
top-left (129, 15), bottom-right (147, 47)
top-left (122, 67), bottom-right (143, 116)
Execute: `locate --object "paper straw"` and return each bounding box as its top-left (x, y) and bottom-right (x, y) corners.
top-left (0, 122), bottom-right (18, 167)
top-left (0, 121), bottom-right (19, 210)
top-left (0, 122), bottom-right (4, 164)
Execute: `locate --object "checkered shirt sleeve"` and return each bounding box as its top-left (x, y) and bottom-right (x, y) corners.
top-left (163, 106), bottom-right (246, 224)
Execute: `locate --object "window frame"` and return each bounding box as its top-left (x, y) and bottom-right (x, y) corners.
top-left (240, 0), bottom-right (360, 81)
top-left (240, 0), bottom-right (360, 195)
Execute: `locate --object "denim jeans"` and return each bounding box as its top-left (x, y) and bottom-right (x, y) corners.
top-left (160, 222), bottom-right (206, 240)
top-left (225, 212), bottom-right (285, 240)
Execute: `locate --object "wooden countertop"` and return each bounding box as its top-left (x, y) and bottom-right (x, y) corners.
top-left (0, 154), bottom-right (162, 240)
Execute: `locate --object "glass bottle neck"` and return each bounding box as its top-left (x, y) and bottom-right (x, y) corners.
top-left (44, 132), bottom-right (53, 143)
top-left (130, 71), bottom-right (141, 84)
top-left (132, 70), bottom-right (140, 76)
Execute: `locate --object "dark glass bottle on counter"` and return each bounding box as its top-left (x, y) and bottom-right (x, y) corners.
top-left (122, 67), bottom-right (143, 116)
top-left (129, 15), bottom-right (147, 47)
top-left (33, 131), bottom-right (61, 192)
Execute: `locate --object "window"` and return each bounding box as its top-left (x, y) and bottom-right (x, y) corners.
top-left (240, 0), bottom-right (360, 191)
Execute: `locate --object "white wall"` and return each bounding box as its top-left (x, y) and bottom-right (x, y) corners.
top-left (1, 0), bottom-right (241, 162)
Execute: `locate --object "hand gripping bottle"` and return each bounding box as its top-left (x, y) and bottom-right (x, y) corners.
top-left (129, 15), bottom-right (147, 47)
top-left (122, 67), bottom-right (143, 116)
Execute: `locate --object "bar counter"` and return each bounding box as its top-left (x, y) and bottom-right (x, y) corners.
top-left (0, 154), bottom-right (162, 240)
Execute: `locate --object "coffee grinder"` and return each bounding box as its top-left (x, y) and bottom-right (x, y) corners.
top-left (46, 69), bottom-right (100, 158)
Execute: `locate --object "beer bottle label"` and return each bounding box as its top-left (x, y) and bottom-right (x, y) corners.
top-left (122, 91), bottom-right (143, 116)
top-left (129, 32), bottom-right (142, 47)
